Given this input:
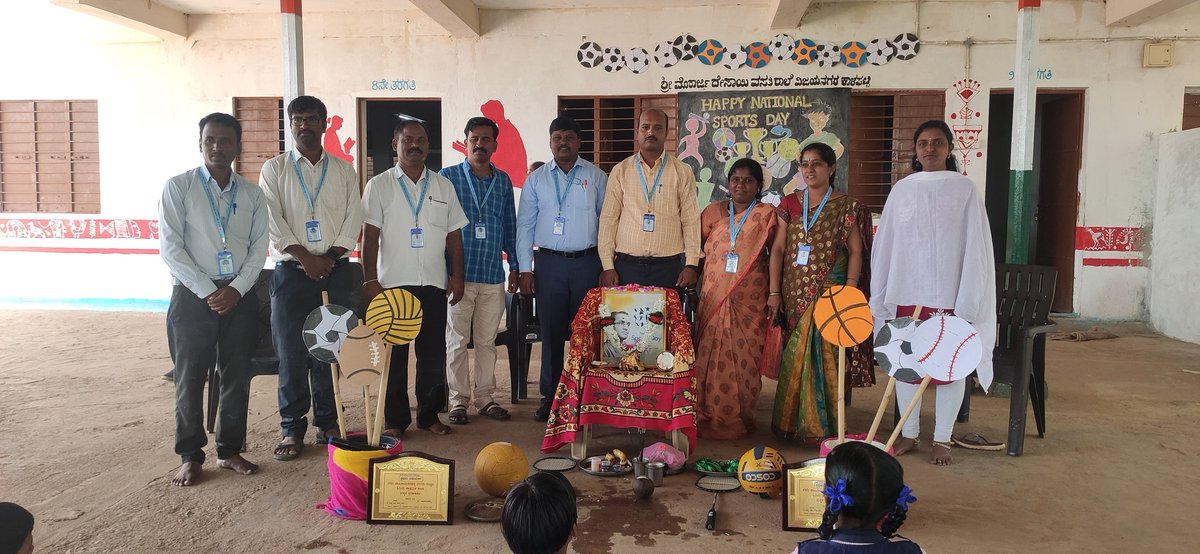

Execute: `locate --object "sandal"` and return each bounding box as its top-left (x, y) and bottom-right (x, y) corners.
top-left (314, 427), bottom-right (341, 445)
top-left (952, 432), bottom-right (1005, 451)
top-left (448, 406), bottom-right (469, 425)
top-left (272, 438), bottom-right (303, 461)
top-left (478, 402), bottom-right (511, 421)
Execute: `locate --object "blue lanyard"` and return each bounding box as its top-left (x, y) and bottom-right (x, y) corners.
top-left (199, 167), bottom-right (237, 248)
top-left (397, 170), bottom-right (430, 223)
top-left (551, 163), bottom-right (577, 214)
top-left (728, 199), bottom-right (757, 249)
top-left (460, 163), bottom-right (496, 220)
top-left (802, 186), bottom-right (833, 235)
top-left (635, 154), bottom-right (666, 208)
top-left (291, 154), bottom-right (329, 217)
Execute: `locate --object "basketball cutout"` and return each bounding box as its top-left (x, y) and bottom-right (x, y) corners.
top-left (873, 317), bottom-right (925, 383)
top-left (738, 446), bottom-right (786, 496)
top-left (910, 315), bottom-right (982, 382)
top-left (303, 303), bottom-right (359, 363)
top-left (337, 324), bottom-right (388, 390)
top-left (813, 285), bottom-right (874, 347)
top-left (365, 289), bottom-right (423, 346)
top-left (475, 442), bottom-right (529, 498)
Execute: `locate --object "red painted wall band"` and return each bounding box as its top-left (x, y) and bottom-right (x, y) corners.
top-left (1018, 0), bottom-right (1041, 9)
top-left (280, 0), bottom-right (302, 15)
top-left (1082, 258), bottom-right (1142, 267)
top-left (0, 246), bottom-right (160, 255)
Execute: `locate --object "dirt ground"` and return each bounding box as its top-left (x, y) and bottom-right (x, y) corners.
top-left (1, 310), bottom-right (1199, 553)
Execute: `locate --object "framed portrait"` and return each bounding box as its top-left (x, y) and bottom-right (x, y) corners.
top-left (600, 289), bottom-right (667, 367)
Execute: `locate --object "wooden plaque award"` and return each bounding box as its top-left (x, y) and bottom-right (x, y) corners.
top-left (367, 451), bottom-right (455, 525)
top-left (782, 457), bottom-right (827, 532)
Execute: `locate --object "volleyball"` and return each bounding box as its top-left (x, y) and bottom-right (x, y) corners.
top-left (813, 285), bottom-right (874, 347)
top-left (475, 442), bottom-right (529, 497)
top-left (738, 446), bottom-right (786, 495)
top-left (302, 303), bottom-right (358, 363)
top-left (365, 289), bottom-right (422, 346)
top-left (910, 315), bottom-right (982, 382)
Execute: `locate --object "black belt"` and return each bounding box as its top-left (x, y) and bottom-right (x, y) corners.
top-left (615, 252), bottom-right (681, 265)
top-left (280, 257), bottom-right (348, 269)
top-left (212, 278), bottom-right (235, 287)
top-left (537, 246), bottom-right (597, 258)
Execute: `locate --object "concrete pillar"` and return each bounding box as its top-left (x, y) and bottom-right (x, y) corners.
top-left (1007, 0), bottom-right (1040, 264)
top-left (281, 0), bottom-right (304, 151)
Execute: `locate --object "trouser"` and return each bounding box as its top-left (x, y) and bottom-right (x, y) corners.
top-left (614, 253), bottom-right (683, 289)
top-left (535, 249), bottom-right (603, 406)
top-left (384, 285), bottom-right (449, 430)
top-left (446, 282), bottom-right (506, 410)
top-left (272, 259), bottom-right (361, 439)
top-left (895, 378), bottom-right (967, 443)
top-left (170, 282), bottom-right (257, 464)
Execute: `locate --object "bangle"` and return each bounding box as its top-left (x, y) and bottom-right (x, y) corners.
top-left (769, 292), bottom-right (782, 296)
top-left (364, 279), bottom-right (379, 284)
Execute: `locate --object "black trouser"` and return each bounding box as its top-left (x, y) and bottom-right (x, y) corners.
top-left (614, 253), bottom-right (684, 289)
top-left (535, 249), bottom-right (603, 407)
top-left (169, 282), bottom-right (257, 464)
top-left (384, 285), bottom-right (449, 430)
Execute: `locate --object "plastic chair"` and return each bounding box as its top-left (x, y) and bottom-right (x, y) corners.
top-left (495, 293), bottom-right (540, 404)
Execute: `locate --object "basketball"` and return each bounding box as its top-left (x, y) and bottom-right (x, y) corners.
top-left (813, 285), bottom-right (874, 347)
top-left (302, 303), bottom-right (359, 363)
top-left (910, 315), bottom-right (982, 382)
top-left (475, 442), bottom-right (529, 498)
top-left (738, 446), bottom-right (786, 496)
top-left (337, 324), bottom-right (388, 390)
top-left (365, 289), bottom-right (423, 346)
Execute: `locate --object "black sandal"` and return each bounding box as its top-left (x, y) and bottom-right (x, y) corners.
top-left (448, 406), bottom-right (469, 425)
top-left (479, 402), bottom-right (511, 421)
top-left (272, 438), bottom-right (303, 461)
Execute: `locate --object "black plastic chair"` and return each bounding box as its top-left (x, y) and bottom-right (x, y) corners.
top-left (496, 293), bottom-right (540, 404)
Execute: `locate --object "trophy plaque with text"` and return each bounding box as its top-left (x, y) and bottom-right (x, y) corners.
top-left (782, 457), bottom-right (827, 531)
top-left (367, 451), bottom-right (455, 525)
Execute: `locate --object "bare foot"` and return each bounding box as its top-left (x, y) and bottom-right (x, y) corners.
top-left (930, 441), bottom-right (953, 466)
top-left (420, 421), bottom-right (452, 435)
top-left (893, 437), bottom-right (918, 456)
top-left (217, 454), bottom-right (259, 475)
top-left (171, 462), bottom-right (202, 487)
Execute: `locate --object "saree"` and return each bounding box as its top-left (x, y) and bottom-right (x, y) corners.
top-left (771, 193), bottom-right (874, 443)
top-left (694, 201), bottom-right (777, 439)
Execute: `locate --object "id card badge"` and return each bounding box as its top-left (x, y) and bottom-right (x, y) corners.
top-left (216, 250), bottom-right (235, 277)
top-left (725, 252), bottom-right (739, 274)
top-left (795, 244), bottom-right (812, 266)
top-left (410, 227), bottom-right (425, 248)
top-left (474, 223), bottom-right (487, 240)
top-left (305, 219), bottom-right (322, 243)
top-left (552, 216), bottom-right (566, 236)
top-left (642, 213), bottom-right (655, 232)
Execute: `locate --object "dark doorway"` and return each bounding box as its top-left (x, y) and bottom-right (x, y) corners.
top-left (985, 90), bottom-right (1084, 313)
top-left (356, 98), bottom-right (442, 186)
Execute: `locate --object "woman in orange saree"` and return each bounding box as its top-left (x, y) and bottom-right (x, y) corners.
top-left (694, 158), bottom-right (780, 439)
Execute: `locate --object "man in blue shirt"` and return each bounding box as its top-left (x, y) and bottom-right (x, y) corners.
top-left (516, 116), bottom-right (608, 421)
top-left (440, 117), bottom-right (518, 425)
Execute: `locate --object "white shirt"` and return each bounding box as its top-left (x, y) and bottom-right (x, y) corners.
top-left (259, 149), bottom-right (364, 261)
top-left (158, 166), bottom-right (269, 299)
top-left (363, 166), bottom-right (469, 289)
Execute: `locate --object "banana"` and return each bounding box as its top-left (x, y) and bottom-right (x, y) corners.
top-left (604, 452), bottom-right (615, 463)
top-left (613, 449), bottom-right (627, 465)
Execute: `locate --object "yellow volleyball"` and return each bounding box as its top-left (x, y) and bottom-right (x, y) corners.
top-left (365, 288), bottom-right (423, 346)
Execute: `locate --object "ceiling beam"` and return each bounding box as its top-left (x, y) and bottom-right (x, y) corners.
top-left (409, 0), bottom-right (480, 38)
top-left (1106, 0), bottom-right (1199, 26)
top-left (50, 0), bottom-right (188, 39)
top-left (766, 0), bottom-right (813, 29)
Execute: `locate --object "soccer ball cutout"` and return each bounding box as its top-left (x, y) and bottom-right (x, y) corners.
top-left (893, 33), bottom-right (920, 60)
top-left (840, 41), bottom-right (868, 68)
top-left (722, 43), bottom-right (746, 70)
top-left (601, 47), bottom-right (625, 72)
top-left (910, 315), bottom-right (982, 383)
top-left (866, 38), bottom-right (896, 66)
top-left (654, 41), bottom-right (683, 67)
top-left (577, 41), bottom-right (603, 68)
top-left (475, 442), bottom-right (529, 498)
top-left (715, 146), bottom-right (735, 163)
top-left (813, 42), bottom-right (841, 68)
top-left (768, 33), bottom-right (796, 60)
top-left (792, 38), bottom-right (817, 65)
top-left (625, 47), bottom-right (651, 74)
top-left (738, 446), bottom-right (786, 496)
top-left (672, 33), bottom-right (699, 60)
top-left (302, 304), bottom-right (359, 364)
top-left (695, 39), bottom-right (725, 65)
top-left (745, 42), bottom-right (771, 68)
top-left (873, 317), bottom-right (925, 383)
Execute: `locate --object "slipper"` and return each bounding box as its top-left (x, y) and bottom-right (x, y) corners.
top-left (419, 421), bottom-right (452, 435)
top-left (478, 402), bottom-right (511, 421)
top-left (314, 427), bottom-right (341, 445)
top-left (448, 406), bottom-right (469, 425)
top-left (272, 439), bottom-right (303, 461)
top-left (952, 432), bottom-right (1006, 451)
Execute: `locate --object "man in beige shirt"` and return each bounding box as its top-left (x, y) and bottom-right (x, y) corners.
top-left (598, 108), bottom-right (701, 289)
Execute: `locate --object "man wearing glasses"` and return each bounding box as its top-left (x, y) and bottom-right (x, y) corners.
top-left (260, 96), bottom-right (364, 461)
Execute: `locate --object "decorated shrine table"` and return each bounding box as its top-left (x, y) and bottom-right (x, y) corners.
top-left (540, 286), bottom-right (697, 459)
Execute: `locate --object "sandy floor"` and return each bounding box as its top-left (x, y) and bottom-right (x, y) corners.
top-left (1, 310), bottom-right (1198, 553)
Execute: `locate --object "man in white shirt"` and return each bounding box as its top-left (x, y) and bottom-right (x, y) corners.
top-left (159, 112), bottom-right (269, 486)
top-left (260, 96), bottom-right (365, 461)
top-left (362, 119), bottom-right (467, 437)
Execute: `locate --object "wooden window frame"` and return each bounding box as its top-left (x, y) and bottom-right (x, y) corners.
top-left (1183, 90), bottom-right (1200, 131)
top-left (0, 100), bottom-right (100, 213)
top-left (848, 90), bottom-right (946, 213)
top-left (233, 97), bottom-right (285, 184)
top-left (558, 95), bottom-right (678, 173)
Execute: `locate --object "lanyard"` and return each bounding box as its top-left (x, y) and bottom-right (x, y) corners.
top-left (461, 163), bottom-right (496, 219)
top-left (728, 199), bottom-right (757, 249)
top-left (802, 186), bottom-right (834, 235)
top-left (635, 154), bottom-right (666, 208)
top-left (551, 163), bottom-right (577, 214)
top-left (291, 154), bottom-right (329, 217)
top-left (397, 169), bottom-right (430, 222)
top-left (199, 168), bottom-right (237, 248)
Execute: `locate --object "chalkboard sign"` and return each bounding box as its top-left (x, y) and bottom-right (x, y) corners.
top-left (676, 88), bottom-right (850, 207)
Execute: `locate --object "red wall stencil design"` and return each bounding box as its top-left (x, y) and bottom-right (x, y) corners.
top-left (324, 115), bottom-right (356, 164)
top-left (452, 100), bottom-right (529, 189)
top-left (1075, 226), bottom-right (1145, 267)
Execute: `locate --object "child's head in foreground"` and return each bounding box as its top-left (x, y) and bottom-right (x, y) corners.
top-left (819, 441), bottom-right (916, 540)
top-left (502, 471), bottom-right (577, 554)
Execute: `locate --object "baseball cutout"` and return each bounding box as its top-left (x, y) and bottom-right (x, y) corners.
top-left (910, 315), bottom-right (982, 382)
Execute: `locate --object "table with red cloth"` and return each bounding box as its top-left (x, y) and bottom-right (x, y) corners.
top-left (540, 286), bottom-right (697, 457)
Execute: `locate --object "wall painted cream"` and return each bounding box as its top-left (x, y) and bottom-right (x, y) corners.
top-left (1150, 128), bottom-right (1200, 343)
